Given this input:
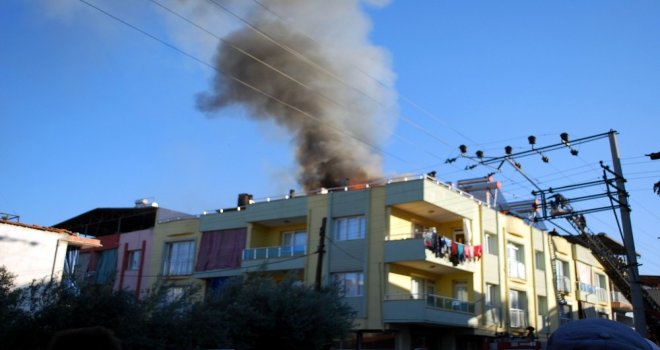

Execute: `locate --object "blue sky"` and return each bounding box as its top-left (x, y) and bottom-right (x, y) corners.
top-left (1, 0), bottom-right (659, 274)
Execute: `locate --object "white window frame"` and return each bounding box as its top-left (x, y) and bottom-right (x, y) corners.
top-left (485, 283), bottom-right (501, 324)
top-left (453, 281), bottom-right (469, 301)
top-left (334, 216), bottom-right (366, 241)
top-left (485, 231), bottom-right (498, 255)
top-left (509, 289), bottom-right (528, 328)
top-left (595, 273), bottom-right (608, 302)
top-left (333, 272), bottom-right (364, 297)
top-left (556, 259), bottom-right (571, 292)
top-left (535, 251), bottom-right (545, 271)
top-left (127, 249), bottom-right (141, 271)
top-left (163, 240), bottom-right (195, 276)
top-left (507, 242), bottom-right (526, 279)
top-left (411, 276), bottom-right (435, 299)
top-left (282, 230), bottom-right (307, 247)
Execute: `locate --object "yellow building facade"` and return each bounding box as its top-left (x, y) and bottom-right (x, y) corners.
top-left (196, 176), bottom-right (614, 350)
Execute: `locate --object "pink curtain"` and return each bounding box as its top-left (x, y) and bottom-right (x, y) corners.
top-left (195, 228), bottom-right (247, 271)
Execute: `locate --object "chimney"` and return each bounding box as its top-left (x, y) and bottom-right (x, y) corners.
top-left (237, 193), bottom-right (253, 207)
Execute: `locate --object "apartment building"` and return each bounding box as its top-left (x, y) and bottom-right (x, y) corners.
top-left (0, 218), bottom-right (101, 288)
top-left (194, 175), bottom-right (615, 350)
top-left (54, 201), bottom-right (192, 298)
top-left (147, 213), bottom-right (203, 299)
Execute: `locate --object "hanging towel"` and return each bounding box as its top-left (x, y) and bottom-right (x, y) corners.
top-left (474, 245), bottom-right (483, 260)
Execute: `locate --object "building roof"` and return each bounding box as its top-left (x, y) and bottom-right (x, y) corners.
top-left (563, 232), bottom-right (627, 255)
top-left (640, 275), bottom-right (660, 288)
top-left (54, 207), bottom-right (159, 236)
top-left (1, 219), bottom-right (101, 248)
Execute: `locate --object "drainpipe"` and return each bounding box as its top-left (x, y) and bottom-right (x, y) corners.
top-left (51, 238), bottom-right (62, 281)
top-left (135, 240), bottom-right (146, 298)
top-left (119, 243), bottom-right (128, 290)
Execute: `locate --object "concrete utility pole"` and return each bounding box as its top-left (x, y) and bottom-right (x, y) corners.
top-left (315, 217), bottom-right (327, 292)
top-left (608, 130), bottom-right (647, 336)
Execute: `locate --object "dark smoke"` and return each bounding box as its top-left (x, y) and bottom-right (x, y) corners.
top-left (197, 0), bottom-right (396, 191)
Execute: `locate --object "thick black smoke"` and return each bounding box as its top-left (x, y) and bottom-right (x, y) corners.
top-left (197, 0), bottom-right (396, 191)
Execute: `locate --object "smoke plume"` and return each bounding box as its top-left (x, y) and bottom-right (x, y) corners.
top-left (197, 0), bottom-right (397, 191)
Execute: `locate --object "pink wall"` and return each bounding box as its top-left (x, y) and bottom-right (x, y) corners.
top-left (114, 228), bottom-right (153, 297)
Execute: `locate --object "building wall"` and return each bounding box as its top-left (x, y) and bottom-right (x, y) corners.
top-left (190, 178), bottom-right (615, 349)
top-left (115, 228), bottom-right (153, 296)
top-left (148, 217), bottom-right (201, 297)
top-left (0, 223), bottom-right (70, 287)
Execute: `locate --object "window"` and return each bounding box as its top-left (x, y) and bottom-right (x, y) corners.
top-left (560, 303), bottom-right (573, 324)
top-left (556, 260), bottom-right (571, 292)
top-left (412, 223), bottom-right (428, 239)
top-left (411, 277), bottom-right (435, 299)
top-left (454, 282), bottom-right (468, 301)
top-left (537, 295), bottom-right (548, 316)
top-left (538, 296), bottom-right (549, 329)
top-left (509, 289), bottom-right (528, 328)
top-left (486, 283), bottom-right (500, 306)
top-left (282, 231), bottom-right (307, 254)
top-left (535, 251), bottom-right (545, 271)
top-left (127, 250), bottom-right (142, 270)
top-left (485, 231), bottom-right (498, 255)
top-left (453, 229), bottom-right (465, 244)
top-left (163, 240), bottom-right (195, 276)
top-left (165, 286), bottom-right (184, 303)
top-left (333, 272), bottom-right (364, 297)
top-left (486, 283), bottom-right (501, 324)
top-left (334, 216), bottom-right (366, 241)
top-left (507, 243), bottom-right (526, 279)
top-left (595, 273), bottom-right (608, 302)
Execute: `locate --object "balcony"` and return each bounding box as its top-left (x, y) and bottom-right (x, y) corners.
top-left (509, 308), bottom-right (528, 328)
top-left (611, 290), bottom-right (633, 311)
top-left (384, 238), bottom-right (476, 273)
top-left (556, 275), bottom-right (572, 293)
top-left (595, 287), bottom-right (608, 303)
top-left (383, 293), bottom-right (478, 327)
top-left (241, 245), bottom-right (306, 271)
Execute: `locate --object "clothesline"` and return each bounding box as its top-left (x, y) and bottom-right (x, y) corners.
top-left (423, 229), bottom-right (482, 266)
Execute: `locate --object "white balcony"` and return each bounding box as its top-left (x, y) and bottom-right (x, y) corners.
top-left (242, 245), bottom-right (306, 260)
top-left (240, 245), bottom-right (306, 271)
top-left (383, 293), bottom-right (478, 327)
top-left (384, 238), bottom-right (476, 274)
top-left (509, 308), bottom-right (528, 328)
top-left (556, 275), bottom-right (572, 293)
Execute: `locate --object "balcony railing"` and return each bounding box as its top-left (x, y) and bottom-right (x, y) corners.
top-left (510, 308), bottom-right (528, 328)
top-left (595, 287), bottom-right (608, 303)
top-left (387, 231), bottom-right (423, 241)
top-left (427, 294), bottom-right (475, 314)
top-left (556, 275), bottom-right (572, 293)
top-left (242, 245), bottom-right (306, 261)
top-left (385, 293), bottom-right (475, 314)
top-left (508, 261), bottom-right (526, 279)
top-left (611, 290), bottom-right (628, 303)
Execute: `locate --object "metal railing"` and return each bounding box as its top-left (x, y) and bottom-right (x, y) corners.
top-left (242, 245), bottom-right (306, 261)
top-left (384, 293), bottom-right (475, 314)
top-left (426, 294), bottom-right (475, 314)
top-left (510, 308), bottom-right (528, 328)
top-left (387, 232), bottom-right (423, 241)
top-left (556, 275), bottom-right (572, 293)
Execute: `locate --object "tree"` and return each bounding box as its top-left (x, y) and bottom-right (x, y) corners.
top-left (0, 267), bottom-right (355, 350)
top-left (202, 274), bottom-right (355, 350)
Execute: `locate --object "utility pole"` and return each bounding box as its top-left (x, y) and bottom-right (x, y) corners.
top-left (608, 130), bottom-right (647, 336)
top-left (315, 217), bottom-right (327, 292)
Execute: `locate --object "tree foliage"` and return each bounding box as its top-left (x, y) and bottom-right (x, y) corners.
top-left (0, 267), bottom-right (354, 350)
